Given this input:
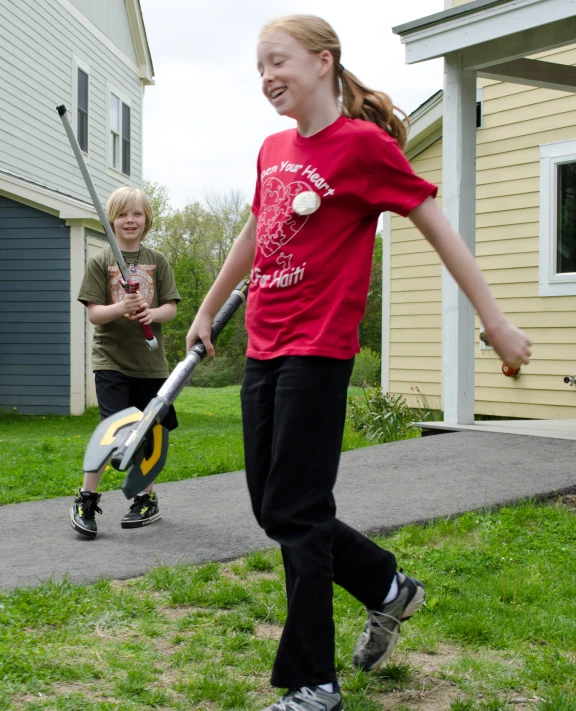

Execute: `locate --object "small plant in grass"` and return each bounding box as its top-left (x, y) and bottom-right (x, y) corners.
top-left (347, 387), bottom-right (416, 443)
top-left (245, 551), bottom-right (275, 572)
top-left (372, 661), bottom-right (413, 690)
top-left (536, 692), bottom-right (576, 711)
top-left (450, 698), bottom-right (476, 711)
top-left (410, 384), bottom-right (443, 422)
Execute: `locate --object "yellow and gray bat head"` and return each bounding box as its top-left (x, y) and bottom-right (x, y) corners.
top-left (83, 407), bottom-right (143, 473)
top-left (121, 423), bottom-right (169, 500)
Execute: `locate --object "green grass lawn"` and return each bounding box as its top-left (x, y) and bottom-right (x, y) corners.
top-left (1, 498), bottom-right (575, 710)
top-left (0, 386), bottom-right (370, 506)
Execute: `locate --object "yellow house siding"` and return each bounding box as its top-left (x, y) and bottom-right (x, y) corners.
top-left (389, 51), bottom-right (576, 419)
top-left (389, 140), bottom-right (443, 410)
top-left (475, 66), bottom-right (576, 419)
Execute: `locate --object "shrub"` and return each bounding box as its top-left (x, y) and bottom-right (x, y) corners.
top-left (191, 355), bottom-right (245, 388)
top-left (350, 347), bottom-right (381, 388)
top-left (347, 387), bottom-right (415, 444)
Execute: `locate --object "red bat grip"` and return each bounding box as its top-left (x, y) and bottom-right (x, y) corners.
top-left (125, 279), bottom-right (157, 347)
top-left (140, 322), bottom-right (155, 340)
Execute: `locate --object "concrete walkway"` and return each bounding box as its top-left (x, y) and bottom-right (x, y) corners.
top-left (1, 430), bottom-right (575, 591)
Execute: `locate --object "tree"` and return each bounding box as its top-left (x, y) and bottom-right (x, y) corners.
top-left (359, 234), bottom-right (382, 355)
top-left (143, 180), bottom-right (173, 247)
top-left (146, 185), bottom-right (250, 374)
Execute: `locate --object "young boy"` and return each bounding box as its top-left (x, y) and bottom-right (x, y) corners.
top-left (71, 186), bottom-right (180, 538)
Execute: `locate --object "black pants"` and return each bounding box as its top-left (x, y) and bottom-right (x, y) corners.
top-left (241, 356), bottom-right (396, 689)
top-left (94, 370), bottom-right (178, 431)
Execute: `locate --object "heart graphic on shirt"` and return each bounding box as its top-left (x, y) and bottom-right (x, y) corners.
top-left (257, 178), bottom-right (314, 258)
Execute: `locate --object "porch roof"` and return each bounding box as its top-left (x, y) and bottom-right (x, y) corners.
top-left (392, 0), bottom-right (576, 77)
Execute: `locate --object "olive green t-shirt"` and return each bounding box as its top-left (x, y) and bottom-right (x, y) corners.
top-left (78, 245), bottom-right (181, 378)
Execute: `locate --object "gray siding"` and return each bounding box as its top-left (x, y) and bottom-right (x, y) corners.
top-left (0, 0), bottom-right (143, 207)
top-left (0, 196), bottom-right (70, 415)
top-left (68, 0), bottom-right (138, 62)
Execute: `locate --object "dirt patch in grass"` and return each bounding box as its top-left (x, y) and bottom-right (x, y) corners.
top-left (13, 684), bottom-right (112, 707)
top-left (559, 494), bottom-right (576, 509)
top-left (375, 645), bottom-right (538, 711)
top-left (254, 622), bottom-right (283, 640)
top-left (157, 604), bottom-right (207, 620)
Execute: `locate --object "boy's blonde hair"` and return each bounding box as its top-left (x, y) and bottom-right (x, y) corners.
top-left (261, 15), bottom-right (408, 150)
top-left (105, 187), bottom-right (154, 238)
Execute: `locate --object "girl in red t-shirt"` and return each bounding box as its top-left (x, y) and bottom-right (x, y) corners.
top-left (186, 15), bottom-right (532, 711)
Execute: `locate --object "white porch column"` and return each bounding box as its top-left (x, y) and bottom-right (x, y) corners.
top-left (442, 53), bottom-right (477, 424)
top-left (380, 212), bottom-right (391, 392)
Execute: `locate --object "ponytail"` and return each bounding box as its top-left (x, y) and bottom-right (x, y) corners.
top-left (340, 67), bottom-right (409, 150)
top-left (261, 15), bottom-right (409, 151)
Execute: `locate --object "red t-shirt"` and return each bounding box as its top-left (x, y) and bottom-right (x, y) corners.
top-left (248, 115), bottom-right (437, 360)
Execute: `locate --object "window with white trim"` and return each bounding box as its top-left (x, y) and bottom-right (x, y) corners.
top-left (72, 57), bottom-right (90, 154)
top-left (108, 88), bottom-right (131, 177)
top-left (476, 87), bottom-right (483, 129)
top-left (539, 140), bottom-right (576, 296)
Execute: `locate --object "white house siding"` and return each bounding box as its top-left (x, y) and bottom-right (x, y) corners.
top-left (68, 0), bottom-right (138, 62)
top-left (0, 0), bottom-right (143, 209)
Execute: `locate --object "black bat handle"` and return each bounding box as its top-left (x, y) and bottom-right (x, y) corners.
top-left (189, 279), bottom-right (249, 360)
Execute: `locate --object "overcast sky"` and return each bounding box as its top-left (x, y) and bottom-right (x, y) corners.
top-left (139, 0), bottom-right (445, 209)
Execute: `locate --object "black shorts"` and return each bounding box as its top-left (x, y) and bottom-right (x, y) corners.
top-left (94, 370), bottom-right (178, 431)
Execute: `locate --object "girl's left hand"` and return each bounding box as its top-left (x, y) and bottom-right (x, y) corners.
top-left (487, 322), bottom-right (532, 368)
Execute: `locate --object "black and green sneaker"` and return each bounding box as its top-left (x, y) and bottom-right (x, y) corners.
top-left (70, 487), bottom-right (102, 539)
top-left (121, 491), bottom-right (161, 529)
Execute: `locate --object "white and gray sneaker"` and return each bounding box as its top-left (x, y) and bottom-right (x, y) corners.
top-left (261, 686), bottom-right (342, 711)
top-left (353, 571), bottom-right (425, 671)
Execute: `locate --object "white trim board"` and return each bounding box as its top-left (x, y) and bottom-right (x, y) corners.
top-left (478, 58), bottom-right (576, 94)
top-left (0, 171), bottom-right (102, 225)
top-left (380, 212), bottom-right (391, 393)
top-left (406, 92), bottom-right (443, 159)
top-left (125, 0), bottom-right (154, 84)
top-left (394, 0), bottom-right (576, 66)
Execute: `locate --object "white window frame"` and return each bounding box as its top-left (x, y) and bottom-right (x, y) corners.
top-left (106, 83), bottom-right (132, 182)
top-left (539, 139), bottom-right (576, 297)
top-left (72, 56), bottom-right (90, 156)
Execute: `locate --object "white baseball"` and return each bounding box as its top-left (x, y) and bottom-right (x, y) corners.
top-left (292, 191), bottom-right (321, 216)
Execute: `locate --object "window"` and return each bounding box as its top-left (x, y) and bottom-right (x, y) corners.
top-left (557, 162), bottom-right (576, 274)
top-left (539, 140), bottom-right (576, 296)
top-left (108, 88), bottom-right (131, 177)
top-left (476, 87), bottom-right (483, 130)
top-left (77, 69), bottom-right (89, 152)
top-left (72, 57), bottom-right (90, 154)
top-left (122, 103), bottom-right (131, 176)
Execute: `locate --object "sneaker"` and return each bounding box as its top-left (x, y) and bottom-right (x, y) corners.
top-left (70, 487), bottom-right (102, 539)
top-left (121, 491), bottom-right (161, 529)
top-left (353, 571), bottom-right (425, 670)
top-left (261, 686), bottom-right (342, 711)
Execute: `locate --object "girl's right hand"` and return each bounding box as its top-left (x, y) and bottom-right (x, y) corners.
top-left (186, 311), bottom-right (215, 356)
top-left (486, 322), bottom-right (532, 368)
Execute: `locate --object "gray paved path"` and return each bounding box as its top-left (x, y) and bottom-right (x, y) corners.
top-left (1, 430), bottom-right (575, 591)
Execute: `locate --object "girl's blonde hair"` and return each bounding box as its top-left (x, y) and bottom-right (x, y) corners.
top-left (105, 187), bottom-right (154, 238)
top-left (261, 14), bottom-right (408, 150)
